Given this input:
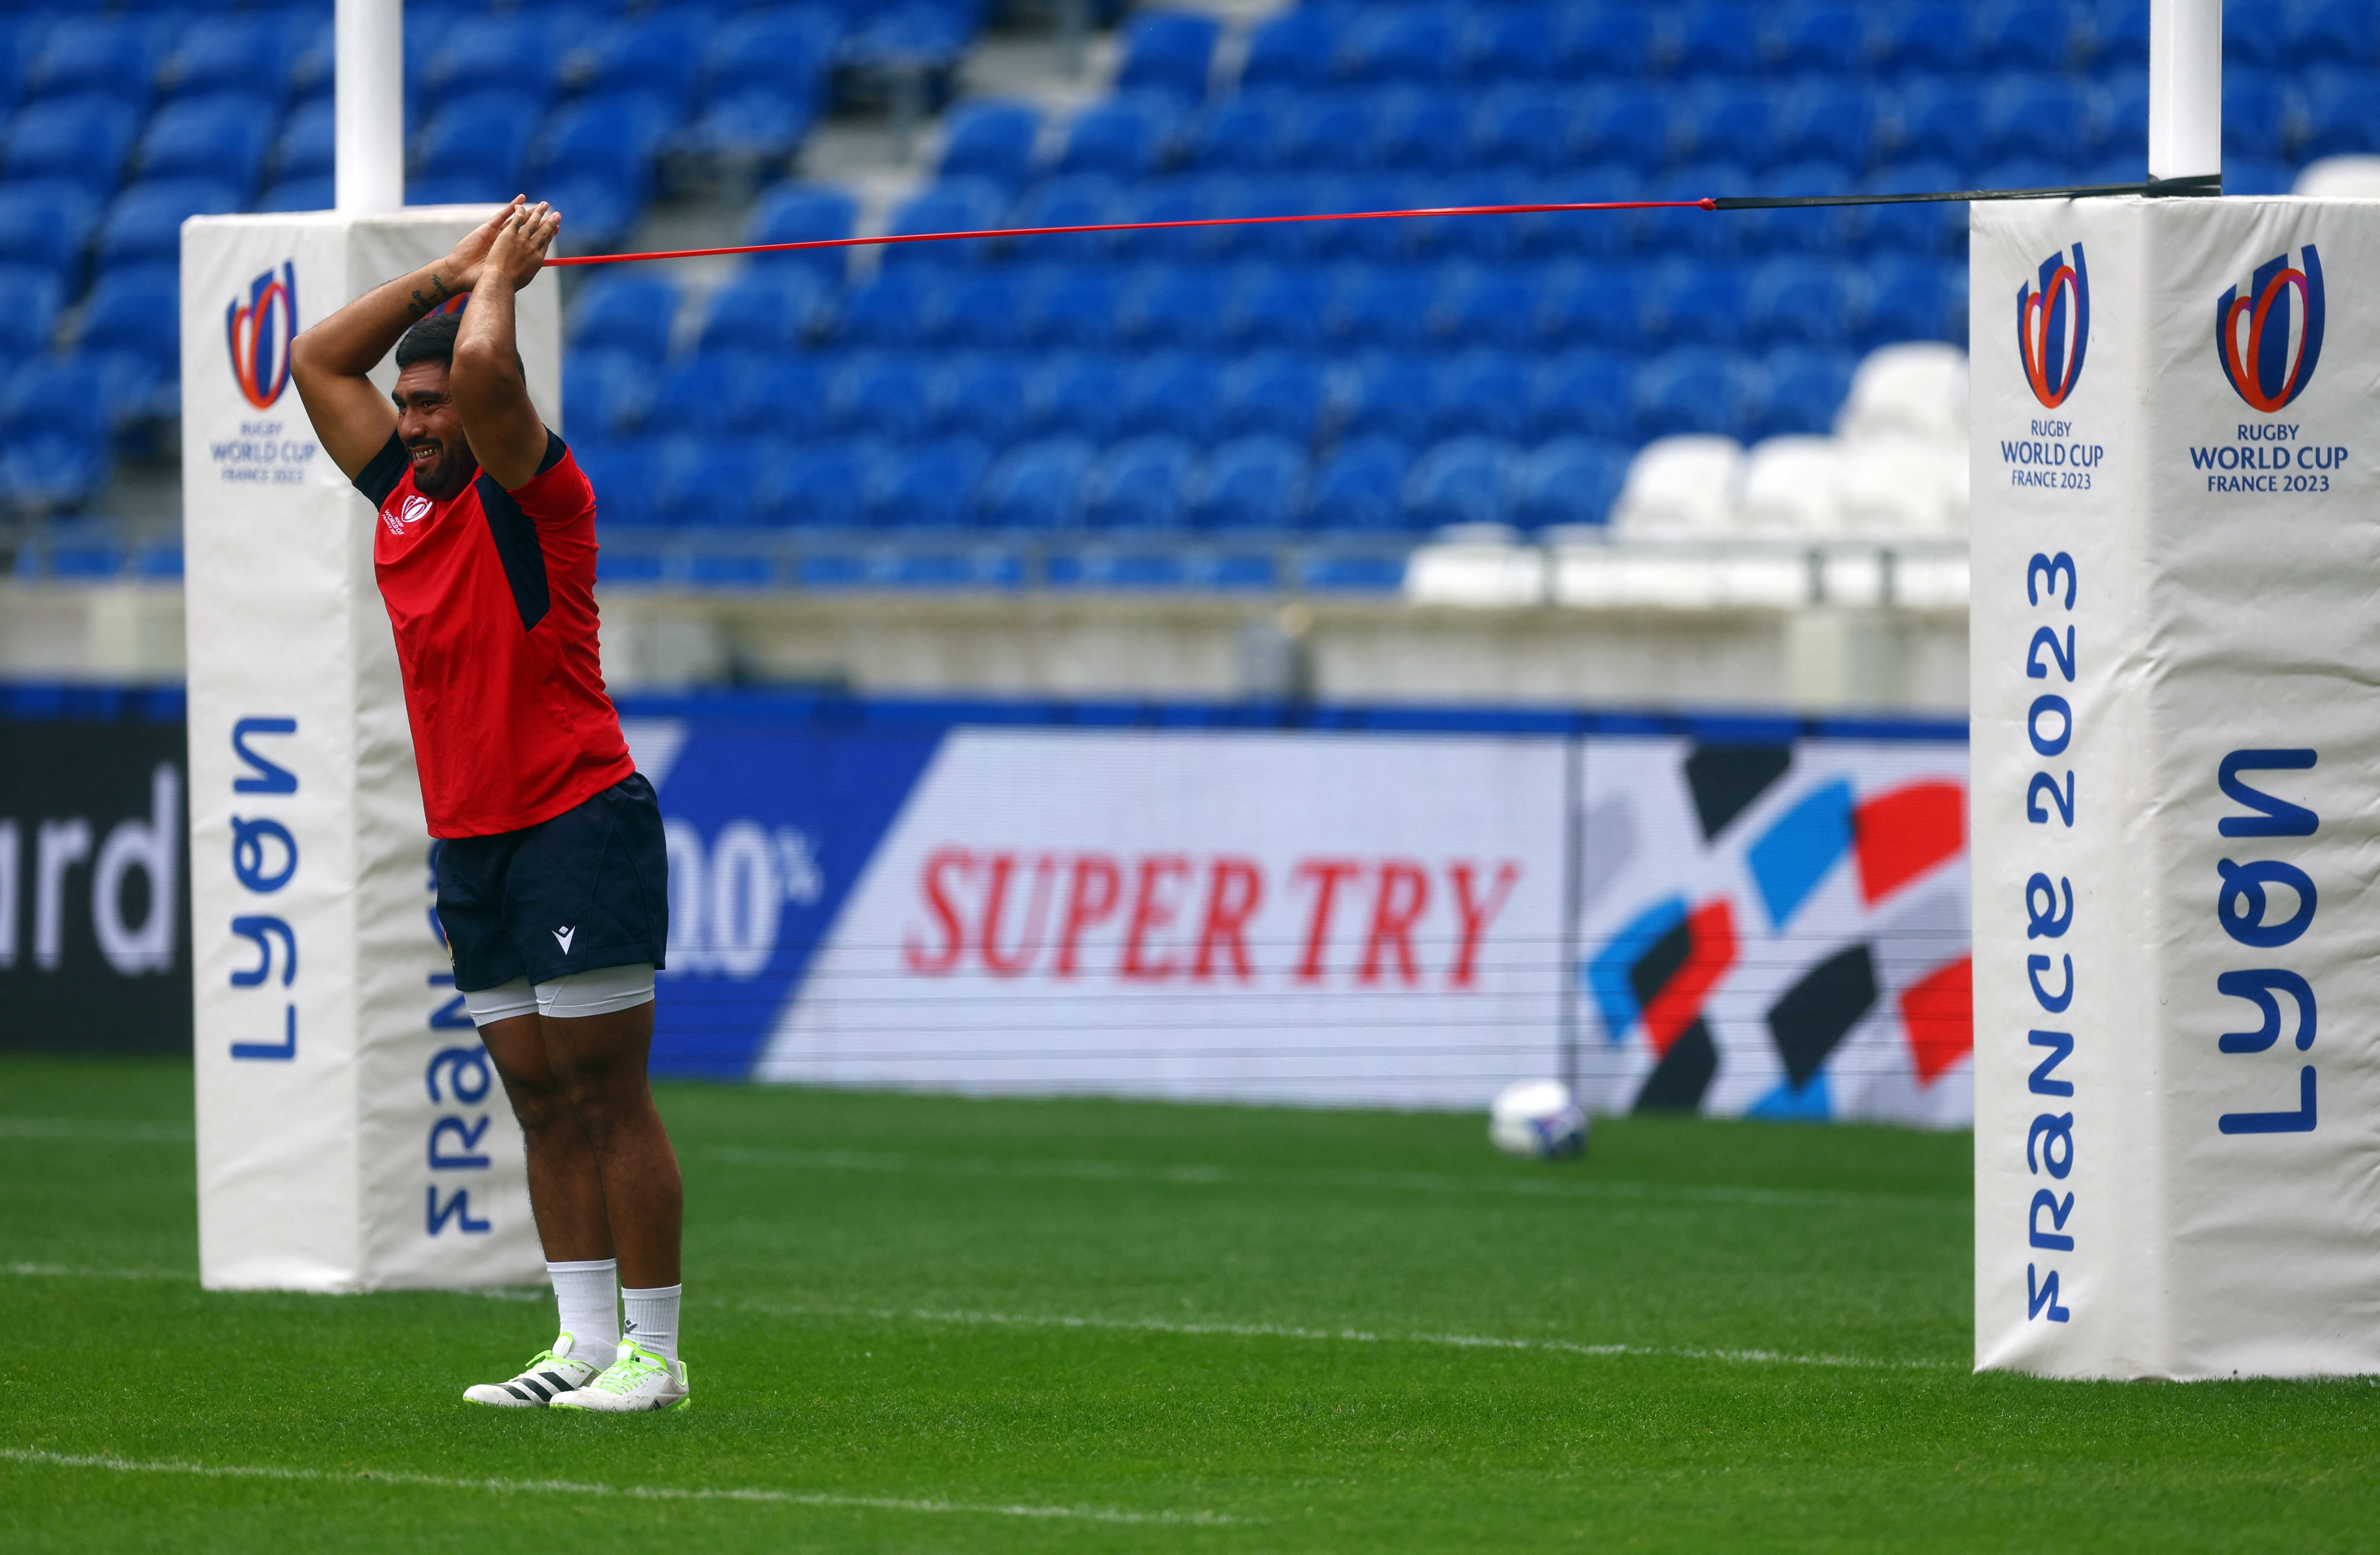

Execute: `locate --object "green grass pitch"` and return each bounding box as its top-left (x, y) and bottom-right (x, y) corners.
top-left (3, 1055), bottom-right (2375, 1551)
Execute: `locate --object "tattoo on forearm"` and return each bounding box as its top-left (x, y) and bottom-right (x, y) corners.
top-left (406, 272), bottom-right (456, 319)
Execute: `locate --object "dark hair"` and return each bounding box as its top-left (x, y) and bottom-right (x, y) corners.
top-left (394, 311), bottom-right (463, 371)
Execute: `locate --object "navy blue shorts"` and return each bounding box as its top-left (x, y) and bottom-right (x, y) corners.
top-left (435, 773), bottom-right (670, 992)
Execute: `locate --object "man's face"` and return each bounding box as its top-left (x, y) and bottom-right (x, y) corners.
top-left (392, 361), bottom-right (474, 500)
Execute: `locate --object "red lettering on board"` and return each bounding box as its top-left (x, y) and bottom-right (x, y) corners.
top-left (903, 847), bottom-right (972, 974)
top-left (1192, 856), bottom-right (1263, 981)
top-left (1447, 861), bottom-right (1520, 988)
top-left (1054, 853), bottom-right (1120, 976)
top-left (1292, 859), bottom-right (1364, 983)
top-left (1121, 855), bottom-right (1191, 980)
top-left (979, 852), bottom-right (1058, 976)
top-left (1359, 860), bottom-right (1431, 985)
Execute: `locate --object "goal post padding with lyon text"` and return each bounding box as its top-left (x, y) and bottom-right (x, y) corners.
top-left (183, 209), bottom-right (558, 1293)
top-left (1972, 196), bottom-right (2380, 1380)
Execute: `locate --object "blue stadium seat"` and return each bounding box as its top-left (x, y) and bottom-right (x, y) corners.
top-left (1513, 436), bottom-right (1629, 529)
top-left (1337, 6), bottom-right (1466, 84)
top-left (2290, 0), bottom-right (2379, 69)
top-left (1185, 89), bottom-right (1294, 173)
top-left (25, 19), bottom-right (169, 107)
top-left (1535, 261), bottom-right (1644, 347)
top-left (1431, 265), bottom-right (1541, 351)
top-left (1303, 174), bottom-right (1409, 262)
top-left (1635, 346), bottom-right (1756, 439)
top-left (762, 439), bottom-right (883, 529)
top-left (1768, 3), bottom-right (1875, 73)
top-left (830, 352), bottom-right (933, 439)
top-left (1083, 435), bottom-right (1197, 528)
top-left (1469, 6), bottom-right (1561, 82)
top-left (1220, 349), bottom-right (1326, 440)
top-left (561, 348), bottom-right (652, 441)
top-left (1120, 263), bottom-right (1227, 348)
top-left (655, 437), bottom-right (767, 527)
top-left (702, 8), bottom-right (839, 101)
top-left (1745, 257), bottom-right (1861, 348)
top-left (1871, 4), bottom-right (1972, 71)
top-left (926, 267), bottom-right (1030, 350)
top-left (842, 4), bottom-right (976, 74)
top-left (642, 352), bottom-right (770, 438)
top-left (1057, 93), bottom-right (1178, 180)
top-left (1005, 174), bottom-right (1119, 263)
top-left (570, 438), bottom-right (667, 526)
top-left (1117, 9), bottom-right (1221, 102)
top-left (5, 96), bottom-right (143, 195)
top-left (939, 100), bottom-right (1042, 186)
top-left (1327, 265), bottom-right (1437, 348)
top-left (1738, 162), bottom-right (1856, 255)
top-left (1223, 263), bottom-right (1330, 348)
top-left (161, 16), bottom-right (301, 103)
top-left (742, 358), bottom-right (835, 442)
top-left (2222, 158), bottom-right (2296, 198)
top-left (75, 263), bottom-right (176, 372)
top-left (1406, 436), bottom-right (1519, 529)
top-left (698, 274), bottom-right (829, 356)
top-left (0, 357), bottom-right (113, 510)
top-left (1370, 86), bottom-right (1469, 172)
top-left (1970, 3), bottom-right (2081, 71)
top-left (1329, 352), bottom-right (1438, 441)
top-left (929, 354), bottom-right (1034, 443)
top-left (1018, 262), bottom-right (1126, 348)
top-left (1563, 6), bottom-right (1659, 79)
top-left (411, 91), bottom-right (545, 204)
top-left (421, 13), bottom-right (561, 109)
top-left (1240, 9), bottom-right (1337, 90)
top-left (0, 181), bottom-right (100, 272)
top-left (137, 94), bottom-right (276, 193)
top-left (1195, 435), bottom-right (1306, 529)
top-left (1775, 80), bottom-right (1873, 171)
top-left (1121, 350), bottom-right (1224, 442)
top-left (1864, 256), bottom-right (1957, 344)
top-left (875, 436), bottom-right (993, 528)
top-left (1984, 75), bottom-right (2098, 162)
top-left (980, 437), bottom-right (1095, 529)
top-left (1678, 82), bottom-right (1776, 167)
top-left (1531, 166), bottom-right (1646, 260)
top-left (832, 266), bottom-right (937, 347)
top-left (1469, 85), bottom-right (1572, 173)
top-left (1307, 435), bottom-right (1412, 531)
top-left (881, 178), bottom-right (1006, 266)
top-left (2297, 68), bottom-right (2380, 158)
top-left (95, 179), bottom-right (240, 273)
top-left (0, 263), bottom-right (61, 358)
top-left (1861, 160), bottom-right (1966, 255)
top-left (745, 183), bottom-right (860, 278)
top-left (1279, 92), bottom-right (1377, 173)
top-left (678, 86), bottom-right (819, 165)
top-left (1030, 352), bottom-right (1131, 440)
top-left (1975, 156), bottom-right (2062, 200)
top-left (1639, 259), bottom-right (1749, 347)
top-left (2219, 1), bottom-right (2285, 69)
top-left (1753, 347), bottom-right (1858, 438)
top-left (1888, 79), bottom-right (1991, 171)
top-left (272, 98), bottom-right (335, 183)
top-left (1571, 84), bottom-right (1670, 170)
top-left (258, 177), bottom-right (334, 214)
top-left (568, 278), bottom-right (680, 363)
top-left (1199, 175), bottom-right (1320, 260)
top-left (532, 93), bottom-right (678, 201)
top-left (1429, 350), bottom-right (1533, 441)
top-left (570, 11), bottom-right (708, 108)
top-left (2224, 69), bottom-right (2288, 158)
top-left (1669, 3), bottom-right (1768, 78)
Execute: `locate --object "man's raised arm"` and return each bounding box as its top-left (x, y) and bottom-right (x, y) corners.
top-left (288, 199), bottom-right (525, 479)
top-left (450, 200), bottom-right (561, 492)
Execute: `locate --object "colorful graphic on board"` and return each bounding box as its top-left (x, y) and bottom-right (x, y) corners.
top-left (225, 261), bottom-right (297, 410)
top-left (2016, 242), bottom-right (2090, 409)
top-left (2217, 244), bottom-right (2325, 413)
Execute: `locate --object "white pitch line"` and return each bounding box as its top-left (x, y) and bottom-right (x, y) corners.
top-left (4, 1262), bottom-right (193, 1283)
top-left (732, 1298), bottom-right (1959, 1372)
top-left (0, 1449), bottom-right (1240, 1526)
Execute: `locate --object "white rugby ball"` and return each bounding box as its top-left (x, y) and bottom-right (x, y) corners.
top-left (1489, 1079), bottom-right (1587, 1159)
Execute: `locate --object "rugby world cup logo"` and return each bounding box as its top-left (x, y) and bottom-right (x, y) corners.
top-left (2016, 243), bottom-right (2089, 409)
top-left (225, 261), bottom-right (297, 409)
top-left (2216, 244), bottom-right (2324, 413)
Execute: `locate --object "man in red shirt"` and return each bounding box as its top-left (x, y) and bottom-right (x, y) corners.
top-left (290, 199), bottom-right (688, 1412)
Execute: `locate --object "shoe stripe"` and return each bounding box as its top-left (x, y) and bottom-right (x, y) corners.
top-left (502, 1383), bottom-right (539, 1403)
top-left (537, 1372), bottom-right (572, 1395)
top-left (515, 1376), bottom-right (554, 1402)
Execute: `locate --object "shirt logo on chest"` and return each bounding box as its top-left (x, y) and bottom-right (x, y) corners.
top-left (383, 493), bottom-right (432, 537)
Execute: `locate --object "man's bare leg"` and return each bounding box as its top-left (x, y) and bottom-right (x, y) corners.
top-left (539, 1000), bottom-right (682, 1289)
top-left (480, 1011), bottom-right (615, 1261)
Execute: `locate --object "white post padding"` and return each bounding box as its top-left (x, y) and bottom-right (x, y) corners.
top-left (185, 209), bottom-right (560, 1292)
top-left (2149, 0), bottom-right (2222, 183)
top-left (1972, 194), bottom-right (2380, 1378)
top-left (335, 0), bottom-right (404, 214)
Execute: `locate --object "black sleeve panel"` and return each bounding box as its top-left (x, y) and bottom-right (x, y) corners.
top-left (474, 472), bottom-right (553, 632)
top-left (354, 432), bottom-right (410, 508)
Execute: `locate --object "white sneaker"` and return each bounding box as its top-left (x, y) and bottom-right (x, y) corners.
top-left (550, 1339), bottom-right (690, 1412)
top-left (462, 1333), bottom-right (610, 1408)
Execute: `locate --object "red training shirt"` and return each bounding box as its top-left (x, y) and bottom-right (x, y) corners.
top-left (357, 429), bottom-right (634, 839)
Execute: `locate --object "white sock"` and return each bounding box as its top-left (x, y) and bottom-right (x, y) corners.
top-left (622, 1283), bottom-right (682, 1361)
top-left (547, 1258), bottom-right (620, 1365)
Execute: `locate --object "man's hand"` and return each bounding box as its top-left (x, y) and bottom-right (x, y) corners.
top-left (482, 200), bottom-right (560, 294)
top-left (401, 198), bottom-right (528, 319)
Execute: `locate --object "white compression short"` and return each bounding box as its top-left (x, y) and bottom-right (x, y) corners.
top-left (463, 963), bottom-right (656, 1027)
